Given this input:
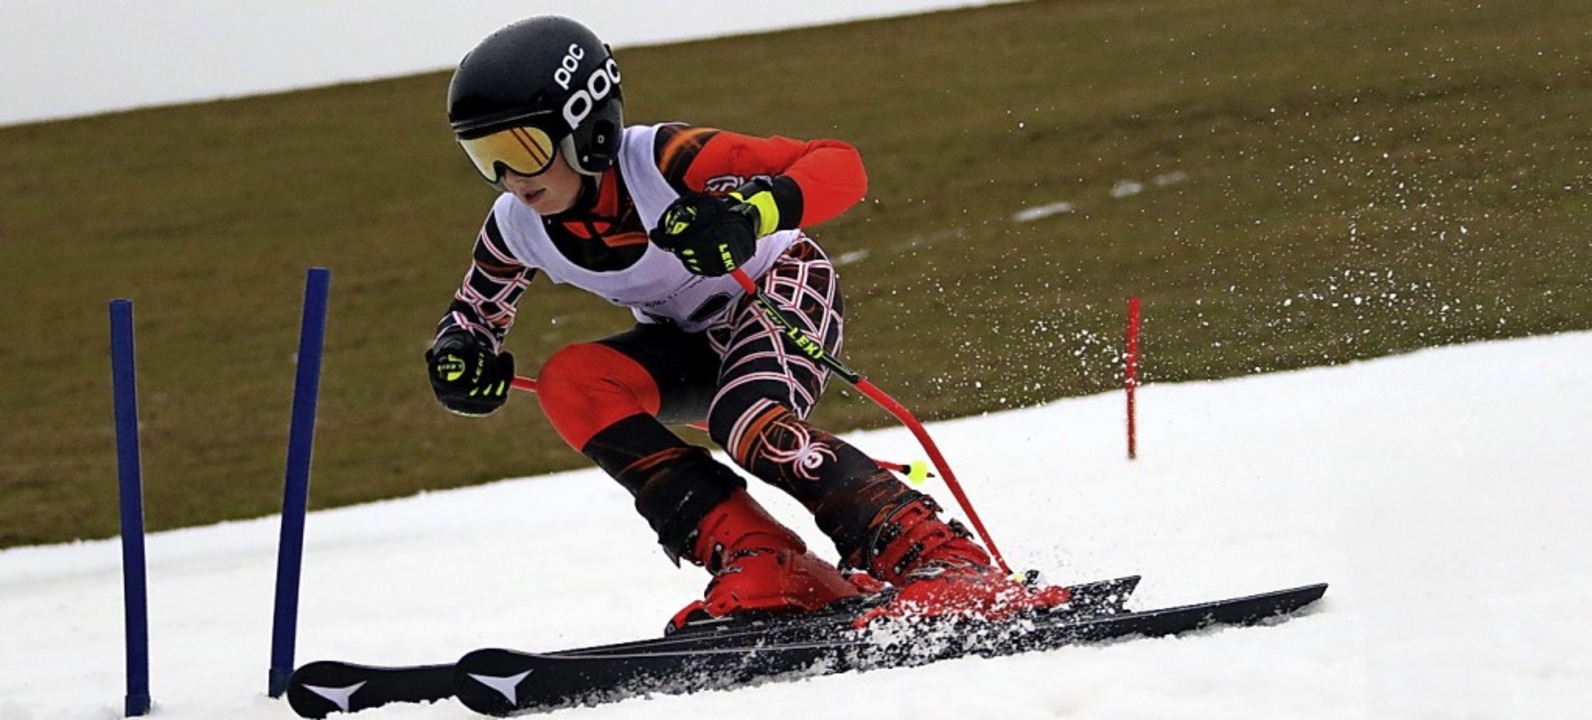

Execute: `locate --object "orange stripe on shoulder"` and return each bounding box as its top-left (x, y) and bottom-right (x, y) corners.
top-left (657, 126), bottom-right (720, 181)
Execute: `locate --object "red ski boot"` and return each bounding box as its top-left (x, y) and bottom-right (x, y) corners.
top-left (848, 496), bottom-right (1069, 626)
top-left (669, 489), bottom-right (881, 632)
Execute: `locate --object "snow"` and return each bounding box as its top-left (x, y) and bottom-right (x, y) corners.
top-left (6, 3), bottom-right (1589, 717)
top-left (3, 332), bottom-right (1589, 719)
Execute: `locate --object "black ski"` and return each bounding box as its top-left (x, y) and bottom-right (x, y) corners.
top-left (281, 574), bottom-right (1137, 718)
top-left (285, 660), bottom-right (453, 718)
top-left (604, 572), bottom-right (1139, 655)
top-left (453, 582), bottom-right (1326, 717)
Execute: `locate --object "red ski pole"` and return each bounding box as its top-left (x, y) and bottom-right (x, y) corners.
top-left (1126, 296), bottom-right (1141, 460)
top-left (508, 376), bottom-right (927, 479)
top-left (727, 269), bottom-right (1014, 576)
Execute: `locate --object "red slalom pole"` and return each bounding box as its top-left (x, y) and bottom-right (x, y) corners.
top-left (509, 376), bottom-right (926, 479)
top-left (1125, 297), bottom-right (1141, 460)
top-left (727, 269), bottom-right (1014, 576)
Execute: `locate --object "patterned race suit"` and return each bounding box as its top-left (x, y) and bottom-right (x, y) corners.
top-left (435, 123), bottom-right (917, 563)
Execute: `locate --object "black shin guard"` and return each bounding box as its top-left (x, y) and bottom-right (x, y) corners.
top-left (621, 447), bottom-right (746, 564)
top-left (582, 413), bottom-right (696, 484)
top-left (581, 415), bottom-right (745, 564)
top-left (720, 404), bottom-right (918, 565)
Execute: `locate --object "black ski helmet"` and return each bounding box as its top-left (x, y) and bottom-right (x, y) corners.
top-left (448, 16), bottom-right (623, 179)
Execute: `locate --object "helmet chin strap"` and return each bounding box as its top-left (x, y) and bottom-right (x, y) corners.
top-left (545, 165), bottom-right (602, 219)
top-left (549, 134), bottom-right (606, 217)
top-left (576, 173), bottom-right (601, 209)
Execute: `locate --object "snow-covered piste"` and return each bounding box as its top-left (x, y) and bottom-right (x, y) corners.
top-left (3, 331), bottom-right (1588, 719)
top-left (5, 3), bottom-right (1588, 716)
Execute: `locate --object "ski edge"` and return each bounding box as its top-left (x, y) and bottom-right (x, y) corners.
top-left (282, 573), bottom-right (1153, 717)
top-left (450, 580), bottom-right (1328, 715)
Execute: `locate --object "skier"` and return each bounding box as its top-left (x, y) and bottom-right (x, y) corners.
top-left (425, 15), bottom-right (1068, 630)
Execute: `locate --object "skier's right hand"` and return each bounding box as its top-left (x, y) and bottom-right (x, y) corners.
top-left (649, 193), bottom-right (760, 277)
top-left (425, 332), bottom-right (515, 417)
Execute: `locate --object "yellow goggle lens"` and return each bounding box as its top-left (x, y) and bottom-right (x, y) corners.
top-left (458, 126), bottom-right (557, 182)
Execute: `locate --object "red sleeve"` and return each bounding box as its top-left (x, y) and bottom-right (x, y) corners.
top-left (654, 125), bottom-right (867, 228)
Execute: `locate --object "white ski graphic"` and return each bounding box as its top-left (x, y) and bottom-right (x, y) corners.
top-left (303, 681), bottom-right (367, 712)
top-left (468, 669), bottom-right (533, 704)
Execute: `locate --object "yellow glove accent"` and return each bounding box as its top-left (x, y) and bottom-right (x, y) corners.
top-left (439, 354), bottom-right (466, 382)
top-left (663, 204), bottom-right (698, 235)
top-left (729, 190), bottom-right (781, 237)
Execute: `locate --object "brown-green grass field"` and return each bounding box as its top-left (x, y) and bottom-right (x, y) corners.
top-left (2, 0), bottom-right (1587, 548)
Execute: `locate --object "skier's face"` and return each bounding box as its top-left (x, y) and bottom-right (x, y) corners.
top-left (501, 156), bottom-right (583, 215)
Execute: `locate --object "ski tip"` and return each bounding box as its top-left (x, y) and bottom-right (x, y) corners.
top-left (1253, 582), bottom-right (1331, 620)
top-left (1287, 582), bottom-right (1329, 599)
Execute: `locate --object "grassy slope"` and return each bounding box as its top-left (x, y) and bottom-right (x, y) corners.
top-left (1, 0), bottom-right (1587, 547)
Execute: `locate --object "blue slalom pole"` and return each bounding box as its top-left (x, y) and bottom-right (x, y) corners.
top-left (269, 267), bottom-right (331, 697)
top-left (110, 299), bottom-right (152, 717)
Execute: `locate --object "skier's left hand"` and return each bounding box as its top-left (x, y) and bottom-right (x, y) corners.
top-left (649, 193), bottom-right (760, 277)
top-left (425, 332), bottom-right (515, 417)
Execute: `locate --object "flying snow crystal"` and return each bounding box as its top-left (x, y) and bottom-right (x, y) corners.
top-left (1153, 171), bottom-right (1189, 187)
top-left (833, 249), bottom-right (871, 266)
top-left (1012, 202), bottom-right (1075, 222)
top-left (1111, 180), bottom-right (1145, 198)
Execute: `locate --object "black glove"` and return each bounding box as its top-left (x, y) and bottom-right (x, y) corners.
top-left (649, 193), bottom-right (761, 277)
top-left (425, 332), bottom-right (515, 417)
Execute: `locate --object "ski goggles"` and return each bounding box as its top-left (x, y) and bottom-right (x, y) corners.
top-left (457, 125), bottom-right (559, 183)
